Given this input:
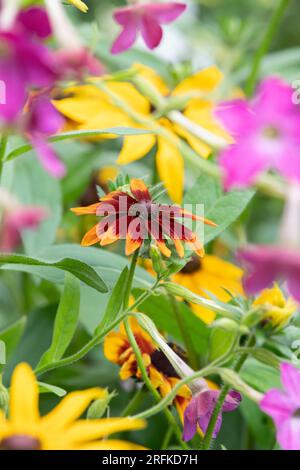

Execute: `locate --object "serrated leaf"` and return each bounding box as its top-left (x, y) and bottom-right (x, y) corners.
top-left (37, 273), bottom-right (80, 369)
top-left (94, 267), bottom-right (129, 335)
top-left (0, 253), bottom-right (108, 293)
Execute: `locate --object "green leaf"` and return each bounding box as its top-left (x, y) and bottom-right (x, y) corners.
top-left (38, 381), bottom-right (67, 397)
top-left (208, 327), bottom-right (237, 362)
top-left (240, 397), bottom-right (275, 449)
top-left (5, 128), bottom-right (154, 162)
top-left (37, 274), bottom-right (80, 369)
top-left (0, 318), bottom-right (26, 363)
top-left (241, 358), bottom-right (281, 392)
top-left (0, 253), bottom-right (108, 293)
top-left (94, 267), bottom-right (129, 335)
top-left (0, 341), bottom-right (5, 365)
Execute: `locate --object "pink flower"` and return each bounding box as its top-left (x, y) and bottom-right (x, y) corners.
top-left (183, 388), bottom-right (241, 441)
top-left (238, 245), bottom-right (300, 302)
top-left (25, 93), bottom-right (66, 178)
top-left (216, 78), bottom-right (300, 191)
top-left (260, 363), bottom-right (300, 450)
top-left (0, 189), bottom-right (46, 252)
top-left (111, 2), bottom-right (186, 54)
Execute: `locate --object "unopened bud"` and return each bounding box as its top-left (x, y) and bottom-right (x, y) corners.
top-left (211, 318), bottom-right (249, 335)
top-left (87, 389), bottom-right (116, 419)
top-left (150, 245), bottom-right (164, 275)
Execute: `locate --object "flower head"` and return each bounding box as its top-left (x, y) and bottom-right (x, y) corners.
top-left (239, 245), bottom-right (300, 303)
top-left (111, 2), bottom-right (186, 54)
top-left (0, 188), bottom-right (46, 252)
top-left (253, 283), bottom-right (297, 330)
top-left (71, 178), bottom-right (215, 258)
top-left (260, 363), bottom-right (300, 450)
top-left (183, 388), bottom-right (241, 441)
top-left (216, 78), bottom-right (300, 190)
top-left (0, 363), bottom-right (145, 450)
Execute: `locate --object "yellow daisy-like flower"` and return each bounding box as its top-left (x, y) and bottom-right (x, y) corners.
top-left (67, 0), bottom-right (88, 13)
top-left (0, 363), bottom-right (145, 450)
top-left (253, 284), bottom-right (297, 330)
top-left (54, 64), bottom-right (229, 203)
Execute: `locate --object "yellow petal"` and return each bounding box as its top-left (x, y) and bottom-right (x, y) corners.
top-left (68, 0), bottom-right (88, 13)
top-left (81, 225), bottom-right (99, 247)
top-left (57, 417), bottom-right (146, 443)
top-left (174, 122), bottom-right (211, 158)
top-left (108, 82), bottom-right (150, 115)
top-left (173, 66), bottom-right (223, 96)
top-left (53, 85), bottom-right (106, 123)
top-left (133, 63), bottom-right (170, 96)
top-left (104, 332), bottom-right (128, 363)
top-left (41, 388), bottom-right (107, 430)
top-left (118, 134), bottom-right (156, 165)
top-left (10, 363), bottom-right (40, 428)
top-left (156, 136), bottom-right (184, 203)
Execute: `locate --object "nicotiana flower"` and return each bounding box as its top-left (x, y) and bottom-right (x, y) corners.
top-left (71, 178), bottom-right (216, 258)
top-left (0, 187), bottom-right (46, 252)
top-left (216, 77), bottom-right (300, 190)
top-left (260, 363), bottom-right (300, 450)
top-left (0, 363), bottom-right (145, 450)
top-left (25, 93), bottom-right (66, 178)
top-left (111, 1), bottom-right (186, 54)
top-left (55, 64), bottom-right (228, 202)
top-left (0, 6), bottom-right (57, 123)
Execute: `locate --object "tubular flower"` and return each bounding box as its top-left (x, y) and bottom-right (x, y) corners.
top-left (104, 317), bottom-right (194, 423)
top-left (111, 2), bottom-right (186, 54)
top-left (0, 363), bottom-right (145, 450)
top-left (71, 178), bottom-right (215, 258)
top-left (253, 283), bottom-right (297, 330)
top-left (54, 64), bottom-right (229, 202)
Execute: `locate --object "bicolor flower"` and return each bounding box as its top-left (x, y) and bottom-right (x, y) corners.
top-left (216, 77), bottom-right (300, 190)
top-left (25, 93), bottom-right (66, 178)
top-left (104, 317), bottom-right (194, 424)
top-left (0, 187), bottom-right (46, 252)
top-left (260, 363), bottom-right (300, 450)
top-left (0, 7), bottom-right (57, 123)
top-left (71, 178), bottom-right (216, 258)
top-left (253, 283), bottom-right (297, 331)
top-left (239, 245), bottom-right (300, 303)
top-left (55, 64), bottom-right (228, 202)
top-left (0, 363), bottom-right (145, 450)
top-left (111, 2), bottom-right (186, 54)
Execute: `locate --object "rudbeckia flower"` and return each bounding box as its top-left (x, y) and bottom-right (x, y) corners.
top-left (172, 254), bottom-right (244, 324)
top-left (111, 2), bottom-right (186, 54)
top-left (0, 363), bottom-right (145, 450)
top-left (0, 187), bottom-right (46, 252)
top-left (104, 317), bottom-right (192, 423)
top-left (216, 77), bottom-right (300, 191)
top-left (260, 363), bottom-right (300, 450)
top-left (54, 64), bottom-right (228, 202)
top-left (253, 283), bottom-right (297, 330)
top-left (71, 178), bottom-right (215, 258)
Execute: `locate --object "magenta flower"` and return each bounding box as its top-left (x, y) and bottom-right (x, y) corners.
top-left (216, 78), bottom-right (300, 191)
top-left (260, 363), bottom-right (300, 450)
top-left (238, 245), bottom-right (300, 302)
top-left (183, 388), bottom-right (241, 441)
top-left (0, 189), bottom-right (46, 252)
top-left (25, 93), bottom-right (66, 178)
top-left (0, 6), bottom-right (57, 123)
top-left (111, 2), bottom-right (186, 54)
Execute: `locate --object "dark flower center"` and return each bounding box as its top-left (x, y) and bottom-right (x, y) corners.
top-left (263, 126), bottom-right (280, 140)
top-left (0, 435), bottom-right (41, 451)
top-left (180, 255), bottom-right (202, 274)
top-left (151, 343), bottom-right (187, 378)
top-left (293, 408), bottom-right (300, 418)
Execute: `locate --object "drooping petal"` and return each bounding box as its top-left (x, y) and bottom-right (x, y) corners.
top-left (280, 363), bottom-right (300, 402)
top-left (156, 136), bottom-right (184, 203)
top-left (10, 363), bottom-right (40, 428)
top-left (81, 224), bottom-right (99, 246)
top-left (30, 135), bottom-right (66, 179)
top-left (118, 134), bottom-right (156, 164)
top-left (141, 14), bottom-right (163, 50)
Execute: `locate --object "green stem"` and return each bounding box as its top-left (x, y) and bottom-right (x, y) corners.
top-left (168, 293), bottom-right (198, 370)
top-left (122, 387), bottom-right (145, 417)
top-left (123, 315), bottom-right (189, 449)
top-left (0, 136), bottom-right (8, 180)
top-left (245, 0), bottom-right (290, 96)
top-left (201, 336), bottom-right (256, 450)
top-left (161, 426), bottom-right (173, 450)
top-left (123, 249), bottom-right (140, 309)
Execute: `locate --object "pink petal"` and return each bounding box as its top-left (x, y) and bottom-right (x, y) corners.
top-left (286, 275), bottom-right (300, 303)
top-left (141, 14), bottom-right (163, 49)
top-left (17, 6), bottom-right (52, 39)
top-left (222, 390), bottom-right (242, 412)
top-left (111, 18), bottom-right (138, 54)
top-left (28, 94), bottom-right (64, 136)
top-left (145, 3), bottom-right (187, 23)
top-left (30, 135), bottom-right (66, 179)
top-left (113, 6), bottom-right (135, 26)
top-left (276, 144), bottom-right (300, 184)
top-left (0, 57), bottom-right (26, 123)
top-left (254, 77), bottom-right (295, 117)
top-left (280, 363), bottom-right (300, 402)
top-left (260, 389), bottom-right (294, 427)
top-left (277, 418), bottom-right (300, 451)
top-left (215, 100), bottom-right (254, 138)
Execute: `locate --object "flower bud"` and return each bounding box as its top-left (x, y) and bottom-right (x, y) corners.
top-left (150, 244), bottom-right (164, 275)
top-left (87, 389), bottom-right (116, 420)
